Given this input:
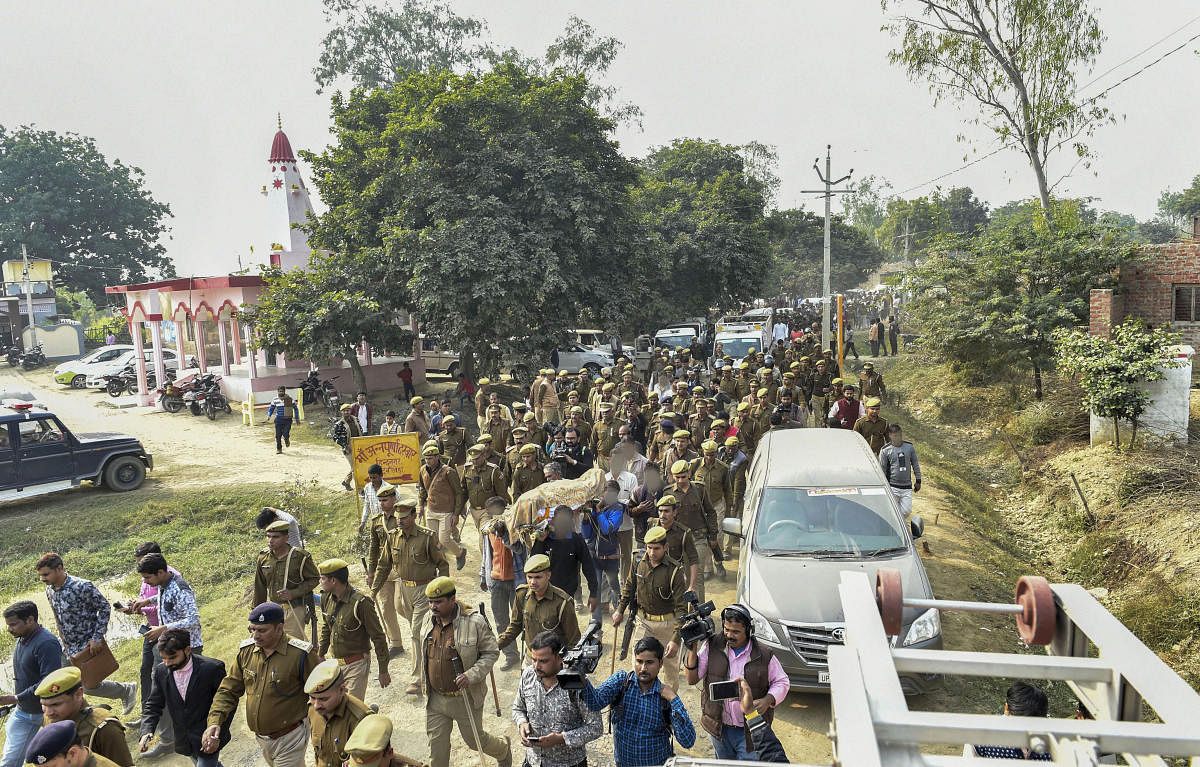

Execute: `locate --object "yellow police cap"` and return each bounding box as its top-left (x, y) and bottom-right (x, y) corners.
top-left (476, 434), bottom-right (493, 444)
top-left (866, 397), bottom-right (882, 407)
top-left (701, 440), bottom-right (719, 454)
top-left (660, 411), bottom-right (677, 419)
top-left (756, 388), bottom-right (768, 398)
top-left (670, 459), bottom-right (689, 474)
top-left (303, 658), bottom-right (344, 694)
top-left (340, 403), bottom-right (353, 411)
top-left (831, 377), bottom-right (843, 385)
top-left (344, 714), bottom-right (393, 765)
top-left (577, 368), bottom-right (588, 375)
top-left (523, 412), bottom-right (537, 422)
top-left (570, 405), bottom-right (584, 413)
top-left (645, 526), bottom-right (668, 544)
top-left (800, 356), bottom-right (810, 362)
top-left (724, 436), bottom-right (740, 447)
top-left (559, 369), bottom-right (569, 377)
top-left (738, 361), bottom-right (749, 370)
top-left (656, 495), bottom-right (677, 508)
top-left (863, 361), bottom-right (874, 369)
top-left (443, 415), bottom-right (457, 424)
top-left (467, 445), bottom-right (484, 456)
top-left (395, 485), bottom-right (419, 509)
top-left (711, 419), bottom-right (727, 429)
top-left (478, 378), bottom-right (491, 386)
top-left (790, 361), bottom-right (801, 369)
top-left (519, 443), bottom-right (539, 455)
top-left (815, 358), bottom-right (827, 365)
top-left (421, 445), bottom-right (440, 457)
top-left (783, 372), bottom-right (795, 379)
top-left (36, 666), bottom-right (82, 698)
top-left (747, 347), bottom-right (757, 354)
top-left (511, 426), bottom-right (528, 437)
top-left (317, 558), bottom-right (349, 575)
top-left (664, 365), bottom-right (674, 372)
top-left (425, 576), bottom-right (456, 599)
top-left (409, 396), bottom-right (423, 406)
top-left (602, 383), bottom-right (615, 392)
top-left (525, 554), bottom-right (551, 574)
top-left (265, 519), bottom-right (290, 533)
top-left (692, 386), bottom-right (704, 394)
top-left (599, 402), bottom-right (613, 411)
top-left (513, 400), bottom-right (528, 409)
top-left (593, 376), bottom-right (604, 384)
top-left (737, 402), bottom-right (750, 412)
top-left (822, 349), bottom-right (833, 355)
top-left (673, 429), bottom-right (691, 440)
top-left (375, 482), bottom-right (396, 498)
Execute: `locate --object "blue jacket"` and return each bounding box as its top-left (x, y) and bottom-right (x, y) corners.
top-left (14, 625), bottom-right (63, 713)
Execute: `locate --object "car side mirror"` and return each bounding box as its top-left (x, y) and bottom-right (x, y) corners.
top-left (721, 517), bottom-right (742, 538)
top-left (910, 515), bottom-right (924, 539)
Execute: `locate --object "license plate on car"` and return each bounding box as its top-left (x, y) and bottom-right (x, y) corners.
top-left (819, 671), bottom-right (830, 684)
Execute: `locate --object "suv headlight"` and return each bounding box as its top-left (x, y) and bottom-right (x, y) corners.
top-left (902, 608), bottom-right (941, 647)
top-left (744, 605), bottom-right (782, 645)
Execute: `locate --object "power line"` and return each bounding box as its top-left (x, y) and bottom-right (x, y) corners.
top-left (1076, 12), bottom-right (1200, 93)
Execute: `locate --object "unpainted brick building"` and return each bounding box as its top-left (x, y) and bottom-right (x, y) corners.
top-left (1088, 235), bottom-right (1200, 348)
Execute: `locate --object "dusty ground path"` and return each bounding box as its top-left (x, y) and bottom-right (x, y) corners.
top-left (0, 360), bottom-right (997, 767)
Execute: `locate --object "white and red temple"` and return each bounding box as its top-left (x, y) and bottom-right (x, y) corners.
top-left (105, 120), bottom-right (423, 405)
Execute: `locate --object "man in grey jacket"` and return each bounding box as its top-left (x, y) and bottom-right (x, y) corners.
top-left (878, 424), bottom-right (921, 517)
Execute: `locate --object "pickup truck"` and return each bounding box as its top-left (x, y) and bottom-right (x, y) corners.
top-left (0, 404), bottom-right (153, 501)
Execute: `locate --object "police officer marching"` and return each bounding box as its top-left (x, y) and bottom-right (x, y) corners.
top-left (495, 554), bottom-right (580, 662)
top-left (612, 526), bottom-right (687, 689)
top-left (253, 520), bottom-right (320, 643)
top-left (366, 483), bottom-right (407, 659)
top-left (205, 603), bottom-right (317, 767)
top-left (304, 659), bottom-right (374, 767)
top-left (316, 558), bottom-right (391, 701)
top-left (370, 485), bottom-right (449, 697)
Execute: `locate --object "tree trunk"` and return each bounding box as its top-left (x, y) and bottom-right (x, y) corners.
top-left (345, 348), bottom-right (368, 394)
top-left (1112, 417), bottom-right (1121, 453)
top-left (1025, 133), bottom-right (1055, 228)
top-left (1032, 362), bottom-right (1043, 401)
top-left (460, 347), bottom-right (476, 382)
top-left (1129, 416), bottom-right (1139, 450)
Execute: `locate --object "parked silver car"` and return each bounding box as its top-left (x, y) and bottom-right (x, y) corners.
top-left (722, 428), bottom-right (942, 694)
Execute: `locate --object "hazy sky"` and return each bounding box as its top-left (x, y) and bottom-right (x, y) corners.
top-left (2, 1), bottom-right (1197, 280)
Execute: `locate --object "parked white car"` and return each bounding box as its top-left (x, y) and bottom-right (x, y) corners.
top-left (551, 344), bottom-right (614, 376)
top-left (84, 349), bottom-right (179, 390)
top-left (53, 346), bottom-right (134, 389)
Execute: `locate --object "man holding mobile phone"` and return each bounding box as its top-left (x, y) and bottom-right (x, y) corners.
top-left (511, 632), bottom-right (601, 767)
top-left (684, 603), bottom-right (789, 761)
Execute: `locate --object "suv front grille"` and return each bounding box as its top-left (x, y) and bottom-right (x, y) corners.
top-left (784, 624), bottom-right (844, 667)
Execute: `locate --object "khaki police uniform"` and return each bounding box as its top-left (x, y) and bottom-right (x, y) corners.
top-left (254, 547), bottom-right (320, 641)
top-left (509, 461), bottom-right (545, 502)
top-left (666, 482), bottom-right (718, 598)
top-left (691, 456), bottom-right (734, 525)
top-left (419, 458), bottom-right (464, 559)
top-left (376, 524), bottom-right (449, 685)
top-left (66, 706), bottom-right (132, 767)
top-left (588, 417), bottom-right (624, 471)
top-left (496, 583), bottom-right (579, 654)
top-left (617, 554), bottom-right (687, 689)
top-left (309, 692), bottom-right (373, 767)
top-left (318, 588), bottom-right (389, 701)
top-left (208, 637), bottom-right (316, 767)
top-left (436, 427), bottom-right (468, 467)
top-left (368, 511), bottom-right (405, 652)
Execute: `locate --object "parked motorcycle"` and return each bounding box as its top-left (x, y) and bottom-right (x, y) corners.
top-left (20, 343), bottom-right (45, 370)
top-left (105, 363), bottom-right (173, 397)
top-left (155, 372), bottom-right (190, 413)
top-left (299, 371), bottom-right (341, 411)
top-left (6, 346), bottom-right (21, 367)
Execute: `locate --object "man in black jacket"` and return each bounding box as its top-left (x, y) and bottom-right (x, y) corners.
top-left (531, 505), bottom-right (599, 615)
top-left (139, 629), bottom-right (233, 767)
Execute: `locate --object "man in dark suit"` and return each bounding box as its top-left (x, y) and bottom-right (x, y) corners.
top-left (138, 629), bottom-right (232, 767)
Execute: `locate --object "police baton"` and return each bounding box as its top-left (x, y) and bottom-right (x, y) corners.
top-left (477, 603), bottom-right (502, 717)
top-left (450, 656), bottom-right (489, 767)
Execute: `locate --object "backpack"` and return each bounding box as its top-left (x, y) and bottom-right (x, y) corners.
top-left (608, 670), bottom-right (673, 736)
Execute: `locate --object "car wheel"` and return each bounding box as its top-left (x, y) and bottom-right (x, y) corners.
top-left (446, 362), bottom-right (459, 379)
top-left (584, 363), bottom-right (601, 376)
top-left (71, 375), bottom-right (87, 389)
top-left (103, 456), bottom-right (146, 492)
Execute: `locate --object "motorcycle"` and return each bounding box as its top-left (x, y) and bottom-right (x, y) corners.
top-left (186, 373), bottom-right (230, 420)
top-left (299, 371), bottom-right (341, 411)
top-left (20, 343), bottom-right (45, 370)
top-left (5, 346), bottom-right (21, 367)
top-left (155, 372), bottom-right (189, 413)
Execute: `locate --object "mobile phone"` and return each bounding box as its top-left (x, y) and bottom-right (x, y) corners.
top-left (138, 624), bottom-right (150, 635)
top-left (709, 680), bottom-right (740, 701)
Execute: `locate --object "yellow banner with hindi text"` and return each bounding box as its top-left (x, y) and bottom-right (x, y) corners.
top-left (350, 433), bottom-right (420, 488)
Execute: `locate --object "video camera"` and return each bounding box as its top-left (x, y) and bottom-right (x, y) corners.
top-left (678, 590), bottom-right (717, 647)
top-left (557, 619), bottom-right (602, 690)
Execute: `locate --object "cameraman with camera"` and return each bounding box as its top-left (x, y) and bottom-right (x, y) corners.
top-left (512, 631), bottom-right (601, 767)
top-left (684, 604), bottom-right (789, 761)
top-left (553, 426), bottom-right (593, 480)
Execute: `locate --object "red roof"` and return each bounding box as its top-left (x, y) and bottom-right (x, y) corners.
top-left (105, 275), bottom-right (266, 294)
top-left (270, 130), bottom-right (296, 163)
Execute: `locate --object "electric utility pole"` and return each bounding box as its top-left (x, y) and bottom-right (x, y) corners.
top-left (802, 145), bottom-right (853, 353)
top-left (21, 244), bottom-right (36, 347)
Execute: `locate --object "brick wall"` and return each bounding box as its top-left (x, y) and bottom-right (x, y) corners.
top-left (1089, 241), bottom-right (1200, 348)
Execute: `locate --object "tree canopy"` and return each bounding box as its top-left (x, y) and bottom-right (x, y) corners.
top-left (766, 209), bottom-right (886, 297)
top-left (0, 125), bottom-right (174, 301)
top-left (302, 63), bottom-right (641, 375)
top-left (882, 0), bottom-right (1113, 221)
top-left (631, 139), bottom-right (771, 330)
top-left (902, 201), bottom-right (1137, 399)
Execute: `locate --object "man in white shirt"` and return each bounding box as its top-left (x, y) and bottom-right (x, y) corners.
top-left (606, 444), bottom-right (640, 585)
top-left (772, 319), bottom-right (789, 345)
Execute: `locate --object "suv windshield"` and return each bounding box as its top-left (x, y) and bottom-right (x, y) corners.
top-left (718, 338), bottom-right (757, 359)
top-left (752, 487), bottom-right (905, 555)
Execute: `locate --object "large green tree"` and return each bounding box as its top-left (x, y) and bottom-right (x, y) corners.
top-left (841, 175), bottom-right (893, 246)
top-left (0, 125), bottom-right (174, 301)
top-left (302, 63), bottom-right (640, 376)
top-left (766, 209), bottom-right (886, 297)
top-left (903, 201), bottom-right (1137, 399)
top-left (244, 253), bottom-right (412, 394)
top-left (631, 139), bottom-right (771, 329)
top-left (883, 0), bottom-right (1113, 222)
